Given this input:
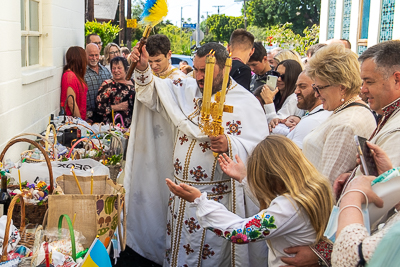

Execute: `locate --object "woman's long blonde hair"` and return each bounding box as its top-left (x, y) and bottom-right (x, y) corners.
top-left (104, 42), bottom-right (121, 64)
top-left (247, 135), bottom-right (333, 242)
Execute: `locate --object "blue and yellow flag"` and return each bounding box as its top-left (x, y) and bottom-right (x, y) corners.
top-left (81, 238), bottom-right (112, 267)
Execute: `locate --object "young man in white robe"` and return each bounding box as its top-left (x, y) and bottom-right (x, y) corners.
top-left (124, 42), bottom-right (269, 266)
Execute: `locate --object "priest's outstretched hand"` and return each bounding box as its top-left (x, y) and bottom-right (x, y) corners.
top-left (166, 178), bottom-right (202, 202)
top-left (218, 153), bottom-right (246, 183)
top-left (209, 135), bottom-right (228, 153)
top-left (130, 43), bottom-right (149, 71)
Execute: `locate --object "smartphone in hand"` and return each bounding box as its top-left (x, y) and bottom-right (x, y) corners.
top-left (266, 75), bottom-right (278, 91)
top-left (354, 135), bottom-right (379, 176)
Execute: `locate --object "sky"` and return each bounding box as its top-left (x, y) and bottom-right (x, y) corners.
top-left (164, 0), bottom-right (243, 27)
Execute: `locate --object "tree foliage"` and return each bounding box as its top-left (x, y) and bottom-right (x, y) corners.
top-left (205, 14), bottom-right (244, 44)
top-left (246, 0), bottom-right (320, 35)
top-left (157, 24), bottom-right (193, 55)
top-left (265, 23), bottom-right (320, 56)
top-left (85, 20), bottom-right (121, 53)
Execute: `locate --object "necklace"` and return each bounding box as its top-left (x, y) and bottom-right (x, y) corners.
top-left (333, 96), bottom-right (361, 114)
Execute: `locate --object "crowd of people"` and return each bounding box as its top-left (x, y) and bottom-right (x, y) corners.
top-left (60, 29), bottom-right (400, 267)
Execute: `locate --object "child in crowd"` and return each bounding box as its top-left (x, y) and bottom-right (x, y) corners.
top-left (271, 115), bottom-right (301, 136)
top-left (166, 135), bottom-right (333, 266)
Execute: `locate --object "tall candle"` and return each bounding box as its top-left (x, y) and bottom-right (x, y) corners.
top-left (112, 109), bottom-right (115, 127)
top-left (90, 169), bottom-right (94, 195)
top-left (218, 55), bottom-right (232, 115)
top-left (202, 51), bottom-right (216, 116)
top-left (18, 168), bottom-right (22, 191)
top-left (70, 166), bottom-right (83, 194)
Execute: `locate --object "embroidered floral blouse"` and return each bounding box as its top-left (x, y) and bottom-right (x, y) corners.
top-left (194, 192), bottom-right (317, 267)
top-left (96, 79), bottom-right (135, 127)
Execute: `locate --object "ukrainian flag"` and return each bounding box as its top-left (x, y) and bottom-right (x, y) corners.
top-left (81, 238), bottom-right (112, 267)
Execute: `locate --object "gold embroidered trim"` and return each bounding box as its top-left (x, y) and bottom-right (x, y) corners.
top-left (228, 78), bottom-right (238, 92)
top-left (135, 64), bottom-right (150, 74)
top-left (135, 76), bottom-right (154, 87)
top-left (183, 140), bottom-right (197, 181)
top-left (196, 230), bottom-right (207, 267)
top-left (210, 157), bottom-right (218, 182)
top-left (174, 175), bottom-right (231, 185)
top-left (171, 197), bottom-right (187, 266)
top-left (188, 98), bottom-right (201, 121)
top-left (153, 67), bottom-right (179, 79)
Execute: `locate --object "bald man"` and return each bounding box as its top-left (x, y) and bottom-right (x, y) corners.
top-left (84, 43), bottom-right (112, 121)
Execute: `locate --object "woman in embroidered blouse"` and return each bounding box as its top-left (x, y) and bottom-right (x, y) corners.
top-left (260, 59), bottom-right (305, 124)
top-left (60, 46), bottom-right (88, 119)
top-left (332, 142), bottom-right (400, 266)
top-left (96, 56), bottom-right (135, 127)
top-left (302, 44), bottom-right (376, 185)
top-left (166, 135), bottom-right (334, 267)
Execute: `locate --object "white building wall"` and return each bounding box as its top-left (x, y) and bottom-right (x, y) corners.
top-left (319, 0), bottom-right (330, 43)
top-left (334, 0), bottom-right (344, 39)
top-left (0, 0), bottom-right (84, 159)
top-left (348, 0), bottom-right (361, 53)
top-left (367, 0), bottom-right (381, 47)
top-left (392, 0), bottom-right (400, 39)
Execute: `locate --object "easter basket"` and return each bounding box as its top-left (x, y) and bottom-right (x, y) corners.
top-left (46, 175), bottom-right (126, 249)
top-left (1, 138), bottom-right (54, 228)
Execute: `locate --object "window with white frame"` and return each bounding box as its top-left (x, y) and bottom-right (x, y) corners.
top-left (21, 0), bottom-right (41, 67)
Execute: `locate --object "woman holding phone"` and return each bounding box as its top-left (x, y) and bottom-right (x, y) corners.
top-left (260, 59), bottom-right (304, 124)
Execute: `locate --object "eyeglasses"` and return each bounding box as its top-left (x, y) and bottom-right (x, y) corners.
top-left (109, 51), bottom-right (120, 55)
top-left (92, 42), bottom-right (103, 46)
top-left (276, 73), bottom-right (285, 81)
top-left (312, 84), bottom-right (332, 94)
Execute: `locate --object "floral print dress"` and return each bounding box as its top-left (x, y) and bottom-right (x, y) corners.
top-left (96, 79), bottom-right (135, 127)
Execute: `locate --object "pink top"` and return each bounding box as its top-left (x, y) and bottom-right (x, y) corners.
top-left (61, 70), bottom-right (88, 120)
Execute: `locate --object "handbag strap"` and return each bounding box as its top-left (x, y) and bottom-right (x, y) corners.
top-left (58, 214), bottom-right (76, 261)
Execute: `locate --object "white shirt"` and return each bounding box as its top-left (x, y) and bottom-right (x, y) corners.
top-left (287, 104), bottom-right (332, 149)
top-left (263, 93), bottom-right (305, 123)
top-left (195, 192), bottom-right (316, 267)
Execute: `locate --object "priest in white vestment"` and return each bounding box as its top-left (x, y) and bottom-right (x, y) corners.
top-left (124, 42), bottom-right (269, 266)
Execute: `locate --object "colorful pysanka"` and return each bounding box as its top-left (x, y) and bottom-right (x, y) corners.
top-left (140, 0), bottom-right (168, 26)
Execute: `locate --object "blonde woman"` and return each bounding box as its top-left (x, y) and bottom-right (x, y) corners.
top-left (103, 42), bottom-right (121, 71)
top-left (166, 135), bottom-right (333, 267)
top-left (273, 49), bottom-right (303, 69)
top-left (302, 44), bottom-right (376, 184)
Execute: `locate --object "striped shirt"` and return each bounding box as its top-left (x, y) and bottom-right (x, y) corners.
top-left (84, 64), bottom-right (112, 113)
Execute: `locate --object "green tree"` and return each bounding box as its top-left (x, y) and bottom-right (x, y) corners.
top-left (205, 14), bottom-right (244, 44)
top-left (265, 23), bottom-right (319, 56)
top-left (85, 20), bottom-right (121, 53)
top-left (247, 25), bottom-right (267, 42)
top-left (158, 24), bottom-right (192, 55)
top-left (246, 0), bottom-right (320, 35)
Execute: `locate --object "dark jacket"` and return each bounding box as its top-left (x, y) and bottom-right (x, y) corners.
top-left (230, 59), bottom-right (252, 91)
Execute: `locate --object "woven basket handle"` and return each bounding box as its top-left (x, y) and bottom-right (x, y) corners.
top-left (10, 133), bottom-right (57, 160)
top-left (0, 138), bottom-right (54, 194)
top-left (1, 194), bottom-right (26, 262)
top-left (58, 214), bottom-right (76, 261)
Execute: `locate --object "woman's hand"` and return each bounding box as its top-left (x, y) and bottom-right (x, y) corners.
top-left (217, 154), bottom-right (246, 183)
top-left (342, 175), bottom-right (384, 208)
top-left (166, 178), bottom-right (202, 202)
top-left (111, 101), bottom-right (129, 112)
top-left (260, 85), bottom-right (279, 104)
top-left (356, 142), bottom-right (393, 175)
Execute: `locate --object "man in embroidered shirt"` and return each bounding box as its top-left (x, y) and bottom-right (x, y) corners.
top-left (248, 42), bottom-right (274, 92)
top-left (84, 43), bottom-right (112, 121)
top-left (146, 34), bottom-right (186, 79)
top-left (286, 71), bottom-right (331, 149)
top-left (281, 40), bottom-right (400, 267)
top-left (124, 42), bottom-right (269, 267)
top-left (228, 29), bottom-right (254, 91)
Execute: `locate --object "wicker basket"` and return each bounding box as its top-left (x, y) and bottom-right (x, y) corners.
top-left (0, 195), bottom-right (37, 263)
top-left (1, 138), bottom-right (54, 228)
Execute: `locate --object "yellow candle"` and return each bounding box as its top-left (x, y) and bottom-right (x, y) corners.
top-left (70, 166), bottom-right (83, 195)
top-left (18, 168), bottom-right (22, 191)
top-left (202, 51), bottom-right (215, 116)
top-left (112, 109), bottom-right (115, 127)
top-left (90, 169), bottom-right (94, 195)
top-left (218, 55), bottom-right (232, 115)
